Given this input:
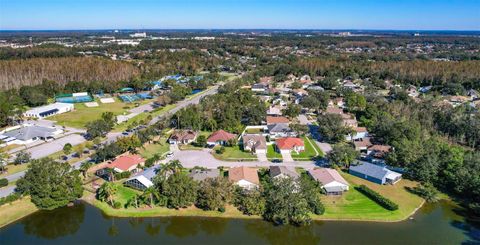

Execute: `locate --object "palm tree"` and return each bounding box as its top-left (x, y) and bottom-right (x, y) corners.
top-left (79, 161), bottom-right (93, 178)
top-left (126, 194), bottom-right (140, 209)
top-left (98, 182), bottom-right (117, 206)
top-left (142, 187), bottom-right (160, 207)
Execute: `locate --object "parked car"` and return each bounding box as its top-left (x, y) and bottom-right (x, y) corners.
top-left (166, 152), bottom-right (174, 158)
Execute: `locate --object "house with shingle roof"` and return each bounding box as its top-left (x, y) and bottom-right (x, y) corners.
top-left (207, 130), bottom-right (236, 146)
top-left (269, 166), bottom-right (300, 180)
top-left (267, 123), bottom-right (296, 139)
top-left (168, 130), bottom-right (198, 145)
top-left (349, 161), bottom-right (402, 185)
top-left (189, 169), bottom-right (220, 182)
top-left (309, 168), bottom-right (349, 195)
top-left (242, 134), bottom-right (267, 153)
top-left (367, 145), bottom-right (392, 159)
top-left (228, 166), bottom-right (259, 190)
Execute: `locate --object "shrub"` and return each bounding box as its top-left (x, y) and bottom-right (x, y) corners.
top-left (409, 183), bottom-right (439, 203)
top-left (356, 185), bottom-right (399, 211)
top-left (113, 201), bottom-right (122, 209)
top-left (218, 206), bottom-right (226, 213)
top-left (0, 193), bottom-right (21, 206)
top-left (0, 178), bottom-right (8, 187)
top-left (216, 146), bottom-right (226, 154)
top-left (114, 171), bottom-right (131, 180)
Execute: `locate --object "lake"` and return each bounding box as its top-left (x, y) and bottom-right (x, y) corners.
top-left (1, 200), bottom-right (479, 244)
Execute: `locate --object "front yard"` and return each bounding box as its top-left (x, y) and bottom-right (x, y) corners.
top-left (138, 139), bottom-right (170, 159)
top-left (266, 144), bottom-right (282, 159)
top-left (291, 137), bottom-right (323, 160)
top-left (212, 145), bottom-right (257, 161)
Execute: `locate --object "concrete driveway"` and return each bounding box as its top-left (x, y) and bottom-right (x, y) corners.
top-left (281, 151), bottom-right (294, 162)
top-left (256, 152), bottom-right (268, 162)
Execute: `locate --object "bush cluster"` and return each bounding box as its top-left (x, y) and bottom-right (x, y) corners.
top-left (0, 193), bottom-right (21, 206)
top-left (356, 185), bottom-right (399, 211)
top-left (0, 178), bottom-right (8, 187)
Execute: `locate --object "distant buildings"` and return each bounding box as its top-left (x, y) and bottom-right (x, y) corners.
top-left (24, 102), bottom-right (74, 119)
top-left (129, 32), bottom-right (147, 38)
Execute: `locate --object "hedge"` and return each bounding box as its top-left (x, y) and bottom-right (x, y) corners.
top-left (355, 185), bottom-right (399, 211)
top-left (0, 193), bottom-right (21, 206)
top-left (0, 178), bottom-right (8, 187)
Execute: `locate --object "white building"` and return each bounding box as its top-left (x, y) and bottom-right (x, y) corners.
top-left (24, 103), bottom-right (74, 119)
top-left (0, 125), bottom-right (63, 145)
top-left (129, 32), bottom-right (147, 38)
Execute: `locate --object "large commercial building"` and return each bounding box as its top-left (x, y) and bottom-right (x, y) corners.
top-left (23, 103), bottom-right (74, 119)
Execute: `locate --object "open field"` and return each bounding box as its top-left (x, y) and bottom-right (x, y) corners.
top-left (212, 145), bottom-right (257, 161)
top-left (314, 171), bottom-right (424, 222)
top-left (50, 99), bottom-right (131, 128)
top-left (138, 140), bottom-right (170, 159)
top-left (291, 137), bottom-right (323, 160)
top-left (0, 197), bottom-right (38, 228)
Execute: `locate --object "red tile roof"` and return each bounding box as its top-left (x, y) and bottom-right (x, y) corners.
top-left (266, 116), bottom-right (290, 125)
top-left (110, 154), bottom-right (145, 171)
top-left (276, 137), bottom-right (304, 150)
top-left (207, 130), bottom-right (236, 143)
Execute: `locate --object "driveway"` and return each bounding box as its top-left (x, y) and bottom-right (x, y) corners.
top-left (316, 142), bottom-right (333, 154)
top-left (256, 152), bottom-right (268, 162)
top-left (281, 151), bottom-right (294, 162)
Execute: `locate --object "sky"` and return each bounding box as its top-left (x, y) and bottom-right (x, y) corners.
top-left (0, 0), bottom-right (479, 30)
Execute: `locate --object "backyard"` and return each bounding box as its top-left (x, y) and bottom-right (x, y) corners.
top-left (315, 171), bottom-right (424, 221)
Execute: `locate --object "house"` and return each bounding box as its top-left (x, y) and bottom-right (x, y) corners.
top-left (325, 106), bottom-right (344, 115)
top-left (308, 168), bottom-right (349, 195)
top-left (267, 123), bottom-right (296, 139)
top-left (353, 137), bottom-right (372, 151)
top-left (275, 137), bottom-right (305, 153)
top-left (242, 134), bottom-right (267, 153)
top-left (259, 76), bottom-right (274, 85)
top-left (1, 125), bottom-right (62, 145)
top-left (23, 102), bottom-right (74, 119)
top-left (343, 118), bottom-right (358, 127)
top-left (189, 169), bottom-right (220, 182)
top-left (124, 166), bottom-right (160, 190)
top-left (269, 166), bottom-right (300, 179)
top-left (346, 127), bottom-right (368, 141)
top-left (168, 130), bottom-right (197, 144)
top-left (367, 145), bottom-right (392, 159)
top-left (206, 130), bottom-right (236, 146)
top-left (328, 98), bottom-right (344, 108)
top-left (349, 161), bottom-right (402, 185)
top-left (251, 83), bottom-right (268, 93)
top-left (109, 154), bottom-right (145, 173)
top-left (266, 106), bottom-right (282, 116)
top-left (228, 166), bottom-right (259, 190)
top-left (266, 116), bottom-right (290, 125)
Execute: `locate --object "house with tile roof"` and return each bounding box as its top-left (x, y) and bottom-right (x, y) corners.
top-left (275, 137), bottom-right (305, 153)
top-left (228, 166), bottom-right (259, 190)
top-left (349, 161), bottom-right (402, 185)
top-left (206, 130), bottom-right (236, 146)
top-left (266, 116), bottom-right (290, 125)
top-left (109, 154), bottom-right (145, 173)
top-left (309, 168), bottom-right (349, 195)
top-left (168, 130), bottom-right (198, 144)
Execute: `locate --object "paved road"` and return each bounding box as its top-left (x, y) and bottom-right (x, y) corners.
top-left (297, 114), bottom-right (333, 154)
top-left (171, 149), bottom-right (321, 169)
top-left (0, 186), bottom-right (16, 198)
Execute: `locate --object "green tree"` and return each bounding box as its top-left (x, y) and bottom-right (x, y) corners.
top-left (196, 135), bottom-right (207, 147)
top-left (282, 104), bottom-right (302, 118)
top-left (142, 187), bottom-right (160, 207)
top-left (263, 177), bottom-right (312, 226)
top-left (154, 172), bottom-right (197, 209)
top-left (86, 119), bottom-right (111, 139)
top-left (317, 114), bottom-right (350, 143)
top-left (14, 150), bottom-right (31, 165)
top-left (79, 161), bottom-right (93, 178)
top-left (327, 144), bottom-right (360, 168)
top-left (16, 158), bottom-right (83, 210)
top-left (97, 182), bottom-right (117, 206)
top-left (196, 177), bottom-right (234, 211)
top-left (63, 143), bottom-right (73, 155)
top-left (234, 187), bottom-right (266, 216)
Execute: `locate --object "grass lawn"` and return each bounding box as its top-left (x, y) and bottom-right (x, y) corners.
top-left (0, 144), bottom-right (21, 152)
top-left (139, 141), bottom-right (170, 159)
top-left (212, 145), bottom-right (256, 161)
top-left (114, 184), bottom-right (142, 207)
top-left (266, 144), bottom-right (282, 159)
top-left (179, 144), bottom-right (204, 151)
top-left (313, 171), bottom-right (424, 222)
top-left (113, 104), bottom-right (176, 132)
top-left (245, 128), bottom-right (263, 134)
top-left (0, 197), bottom-right (38, 228)
top-left (0, 163), bottom-right (28, 178)
top-left (50, 100), bottom-right (130, 129)
top-left (291, 137), bottom-right (323, 160)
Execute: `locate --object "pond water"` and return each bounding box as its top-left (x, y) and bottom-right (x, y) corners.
top-left (1, 201), bottom-right (479, 244)
top-left (191, 89), bottom-right (203, 95)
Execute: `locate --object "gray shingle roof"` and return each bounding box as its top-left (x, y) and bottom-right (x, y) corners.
top-left (267, 123), bottom-right (292, 133)
top-left (349, 161), bottom-right (400, 180)
top-left (270, 166), bottom-right (300, 179)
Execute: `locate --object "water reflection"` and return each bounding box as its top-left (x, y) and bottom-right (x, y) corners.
top-left (22, 203), bottom-right (85, 239)
top-left (245, 220), bottom-right (322, 245)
